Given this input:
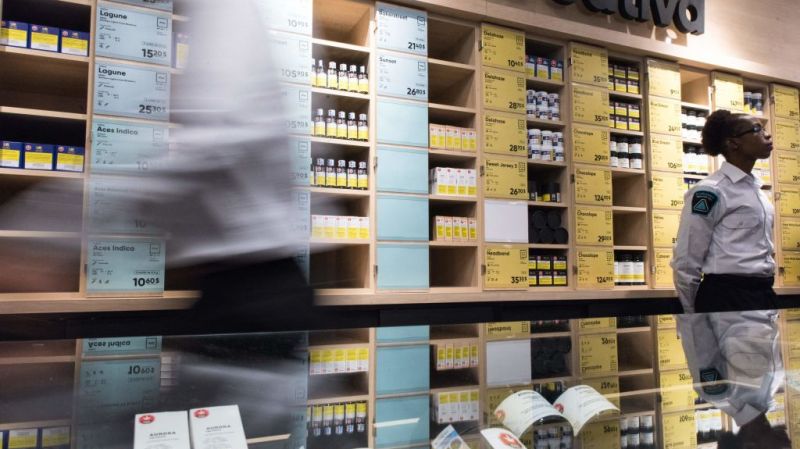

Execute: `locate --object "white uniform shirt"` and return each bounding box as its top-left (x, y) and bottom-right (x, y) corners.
top-left (671, 161), bottom-right (775, 312)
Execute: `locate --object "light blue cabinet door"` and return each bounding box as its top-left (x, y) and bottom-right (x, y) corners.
top-left (377, 195), bottom-right (428, 241)
top-left (376, 244), bottom-right (429, 290)
top-left (375, 395), bottom-right (430, 448)
top-left (377, 99), bottom-right (428, 147)
top-left (376, 326), bottom-right (430, 343)
top-left (376, 345), bottom-right (430, 395)
top-left (377, 146), bottom-right (428, 194)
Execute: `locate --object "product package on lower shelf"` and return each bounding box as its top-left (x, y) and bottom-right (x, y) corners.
top-left (189, 406), bottom-right (248, 449)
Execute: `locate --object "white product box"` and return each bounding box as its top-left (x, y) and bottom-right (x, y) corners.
top-left (470, 343), bottom-right (479, 367)
top-left (453, 345), bottom-right (462, 369)
top-left (452, 217), bottom-right (462, 241)
top-left (311, 215), bottom-right (324, 239)
top-left (334, 348), bottom-right (346, 373)
top-left (456, 169), bottom-right (467, 196)
top-left (445, 343), bottom-right (454, 369)
top-left (436, 344), bottom-right (447, 370)
top-left (346, 348), bottom-right (358, 372)
top-left (189, 406), bottom-right (248, 449)
top-left (434, 392), bottom-right (448, 424)
top-left (9, 429), bottom-right (38, 449)
top-left (446, 168), bottom-right (457, 195)
top-left (468, 218), bottom-right (477, 241)
top-left (462, 128), bottom-right (477, 152)
top-left (443, 217), bottom-right (454, 241)
top-left (134, 411), bottom-right (190, 449)
top-left (335, 216), bottom-right (348, 239)
top-left (323, 215), bottom-right (336, 239)
top-left (434, 216), bottom-right (446, 241)
top-left (358, 217), bottom-right (370, 239)
top-left (447, 392), bottom-right (459, 423)
top-left (429, 124), bottom-right (446, 149)
top-left (346, 216), bottom-right (359, 239)
top-left (460, 343), bottom-right (470, 368)
top-left (469, 390), bottom-right (479, 421)
top-left (358, 347), bottom-right (369, 372)
top-left (467, 170), bottom-right (477, 196)
top-left (321, 349), bottom-right (334, 374)
top-left (459, 391), bottom-right (470, 422)
top-left (458, 218), bottom-right (469, 242)
top-left (430, 167), bottom-right (449, 195)
top-left (309, 349), bottom-right (321, 375)
top-left (446, 126), bottom-right (462, 150)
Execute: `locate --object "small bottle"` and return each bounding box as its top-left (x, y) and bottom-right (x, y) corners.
top-left (633, 253), bottom-right (645, 285)
top-left (629, 138), bottom-right (642, 155)
top-left (355, 402), bottom-right (367, 433)
top-left (630, 152), bottom-right (642, 170)
top-left (337, 111), bottom-right (348, 139)
top-left (336, 159), bottom-right (347, 187)
top-left (697, 146), bottom-right (708, 175)
top-left (614, 255), bottom-right (621, 285)
top-left (338, 63), bottom-right (349, 91)
top-left (334, 403), bottom-right (345, 435)
top-left (326, 109), bottom-right (337, 138)
top-left (754, 93), bottom-right (764, 116)
top-left (313, 108), bottom-right (325, 137)
top-left (357, 113), bottom-right (369, 141)
top-left (348, 65), bottom-right (358, 92)
top-left (325, 159), bottom-right (336, 187)
top-left (610, 138), bottom-right (618, 167)
top-left (314, 158), bottom-right (325, 187)
top-left (620, 253), bottom-right (634, 286)
top-left (322, 404), bottom-right (333, 436)
top-left (617, 138), bottom-right (630, 169)
top-left (358, 65), bottom-right (369, 93)
top-left (327, 61), bottom-right (338, 89)
top-left (344, 402), bottom-right (356, 434)
top-left (347, 160), bottom-right (358, 189)
top-left (744, 92), bottom-right (753, 114)
top-left (347, 112), bottom-right (358, 140)
top-left (310, 58), bottom-right (318, 87)
top-left (316, 59), bottom-right (327, 87)
top-left (357, 161), bottom-right (368, 189)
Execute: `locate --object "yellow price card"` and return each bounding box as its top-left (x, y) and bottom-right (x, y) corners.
top-left (713, 72), bottom-right (744, 112)
top-left (660, 369), bottom-right (696, 412)
top-left (572, 84), bottom-right (610, 126)
top-left (647, 59), bottom-right (681, 99)
top-left (580, 333), bottom-right (618, 375)
top-left (580, 421), bottom-right (620, 449)
top-left (484, 112), bottom-right (528, 156)
top-left (481, 24), bottom-right (525, 72)
top-left (576, 248), bottom-right (615, 289)
top-left (583, 376), bottom-right (620, 408)
top-left (575, 207), bottom-right (613, 246)
top-left (484, 68), bottom-right (526, 113)
top-left (484, 158), bottom-right (528, 199)
top-left (777, 151), bottom-right (800, 184)
top-left (779, 186), bottom-right (800, 217)
top-left (782, 219), bottom-right (800, 250)
top-left (649, 97), bottom-right (683, 136)
top-left (783, 251), bottom-right (800, 287)
top-left (658, 327), bottom-right (688, 370)
top-left (774, 84), bottom-right (800, 120)
top-left (570, 43), bottom-right (608, 87)
top-left (486, 321), bottom-right (530, 338)
top-left (485, 246), bottom-right (529, 289)
top-left (575, 167), bottom-right (612, 206)
top-left (662, 412), bottom-right (697, 449)
top-left (652, 210), bottom-right (681, 247)
top-left (652, 173), bottom-right (686, 210)
top-left (658, 314), bottom-right (676, 328)
top-left (787, 320), bottom-right (800, 358)
top-left (654, 248), bottom-right (675, 288)
top-left (573, 125), bottom-right (610, 166)
top-left (579, 317), bottom-right (617, 332)
top-left (775, 118), bottom-right (800, 151)
top-left (650, 134), bottom-right (684, 173)
top-left (784, 309), bottom-right (800, 321)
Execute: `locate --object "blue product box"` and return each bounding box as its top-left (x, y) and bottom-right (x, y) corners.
top-left (23, 143), bottom-right (55, 171)
top-left (55, 145), bottom-right (85, 172)
top-left (0, 141), bottom-right (23, 168)
top-left (29, 24), bottom-right (60, 52)
top-left (60, 29), bottom-right (89, 56)
top-left (0, 20), bottom-right (29, 48)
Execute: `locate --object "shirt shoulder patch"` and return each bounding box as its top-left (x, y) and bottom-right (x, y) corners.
top-left (692, 190), bottom-right (719, 216)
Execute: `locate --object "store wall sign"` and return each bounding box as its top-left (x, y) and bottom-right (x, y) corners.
top-left (551, 0), bottom-right (705, 35)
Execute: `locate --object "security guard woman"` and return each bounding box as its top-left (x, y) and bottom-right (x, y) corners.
top-left (672, 110), bottom-right (775, 313)
top-left (672, 110), bottom-right (789, 447)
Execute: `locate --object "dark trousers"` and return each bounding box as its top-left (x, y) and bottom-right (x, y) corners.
top-left (695, 273), bottom-right (777, 313)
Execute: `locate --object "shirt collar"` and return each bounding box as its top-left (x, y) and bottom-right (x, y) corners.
top-left (719, 161), bottom-right (760, 186)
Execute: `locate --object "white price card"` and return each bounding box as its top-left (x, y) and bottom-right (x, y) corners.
top-left (376, 2), bottom-right (427, 55)
top-left (78, 359), bottom-right (161, 420)
top-left (113, 0), bottom-right (172, 12)
top-left (269, 31), bottom-right (312, 85)
top-left (290, 138), bottom-right (311, 186)
top-left (89, 177), bottom-right (161, 235)
top-left (91, 119), bottom-right (168, 173)
top-left (377, 52), bottom-right (428, 100)
top-left (83, 336), bottom-right (162, 356)
top-left (134, 411), bottom-right (190, 449)
top-left (256, 0), bottom-right (312, 35)
top-left (96, 4), bottom-right (172, 65)
top-left (280, 85), bottom-right (312, 135)
top-left (94, 62), bottom-right (171, 121)
top-left (87, 239), bottom-right (165, 293)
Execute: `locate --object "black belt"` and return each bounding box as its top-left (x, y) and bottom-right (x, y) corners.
top-left (702, 273), bottom-right (775, 288)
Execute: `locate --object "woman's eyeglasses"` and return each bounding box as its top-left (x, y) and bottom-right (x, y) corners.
top-left (731, 124), bottom-right (764, 138)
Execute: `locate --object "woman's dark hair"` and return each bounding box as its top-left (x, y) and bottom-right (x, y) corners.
top-left (702, 110), bottom-right (748, 157)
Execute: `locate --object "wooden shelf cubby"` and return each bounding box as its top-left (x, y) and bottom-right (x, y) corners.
top-left (312, 0), bottom-right (372, 48)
